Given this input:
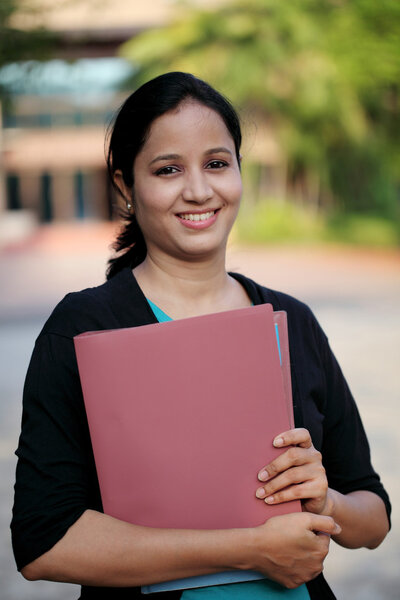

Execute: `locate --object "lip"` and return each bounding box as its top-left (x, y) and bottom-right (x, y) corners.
top-left (176, 208), bottom-right (219, 230)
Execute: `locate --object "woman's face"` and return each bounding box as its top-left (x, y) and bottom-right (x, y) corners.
top-left (132, 101), bottom-right (242, 264)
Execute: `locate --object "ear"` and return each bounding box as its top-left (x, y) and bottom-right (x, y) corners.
top-left (113, 170), bottom-right (132, 204)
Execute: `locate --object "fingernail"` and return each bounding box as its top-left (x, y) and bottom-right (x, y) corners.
top-left (334, 524), bottom-right (342, 534)
top-left (258, 470), bottom-right (269, 482)
top-left (256, 487), bottom-right (266, 499)
top-left (273, 437), bottom-right (284, 447)
top-left (265, 496), bottom-right (274, 504)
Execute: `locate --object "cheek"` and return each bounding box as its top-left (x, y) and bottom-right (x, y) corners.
top-left (224, 175), bottom-right (243, 205)
top-left (135, 178), bottom-right (178, 212)
top-left (133, 188), bottom-right (176, 243)
top-left (133, 183), bottom-right (161, 220)
top-left (236, 178), bottom-right (243, 200)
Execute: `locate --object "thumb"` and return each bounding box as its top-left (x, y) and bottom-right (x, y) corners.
top-left (306, 513), bottom-right (341, 536)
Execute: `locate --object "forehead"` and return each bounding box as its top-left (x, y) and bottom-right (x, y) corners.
top-left (142, 101), bottom-right (235, 154)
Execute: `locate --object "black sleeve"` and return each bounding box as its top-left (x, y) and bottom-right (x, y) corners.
top-left (310, 315), bottom-right (391, 524)
top-left (11, 331), bottom-right (101, 571)
top-left (250, 281), bottom-right (391, 525)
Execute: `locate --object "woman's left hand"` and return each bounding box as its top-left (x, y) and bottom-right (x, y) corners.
top-left (256, 428), bottom-right (330, 515)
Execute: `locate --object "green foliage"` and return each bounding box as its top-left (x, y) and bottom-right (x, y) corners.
top-left (121, 0), bottom-right (400, 221)
top-left (324, 212), bottom-right (399, 247)
top-left (235, 198), bottom-right (399, 247)
top-left (0, 1), bottom-right (54, 68)
top-left (236, 199), bottom-right (325, 244)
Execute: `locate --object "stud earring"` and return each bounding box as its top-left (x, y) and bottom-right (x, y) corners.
top-left (126, 202), bottom-right (132, 211)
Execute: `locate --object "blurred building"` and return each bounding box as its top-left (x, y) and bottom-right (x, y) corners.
top-left (0, 0), bottom-right (228, 225)
top-left (1, 59), bottom-right (131, 223)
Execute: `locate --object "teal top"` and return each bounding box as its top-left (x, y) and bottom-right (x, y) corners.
top-left (146, 299), bottom-right (310, 600)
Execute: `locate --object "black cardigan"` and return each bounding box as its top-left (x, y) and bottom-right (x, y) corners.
top-left (11, 268), bottom-right (391, 599)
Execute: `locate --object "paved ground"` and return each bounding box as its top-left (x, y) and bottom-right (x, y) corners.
top-left (1, 223), bottom-right (399, 599)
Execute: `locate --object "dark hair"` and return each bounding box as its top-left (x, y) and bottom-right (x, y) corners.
top-left (106, 71), bottom-right (242, 279)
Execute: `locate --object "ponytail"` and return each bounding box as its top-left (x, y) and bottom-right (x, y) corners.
top-left (106, 213), bottom-right (147, 280)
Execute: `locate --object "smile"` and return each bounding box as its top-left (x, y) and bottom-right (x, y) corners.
top-left (178, 211), bottom-right (215, 222)
top-left (176, 209), bottom-right (219, 230)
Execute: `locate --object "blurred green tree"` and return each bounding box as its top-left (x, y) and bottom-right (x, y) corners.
top-left (0, 0), bottom-right (54, 68)
top-left (120, 0), bottom-right (400, 218)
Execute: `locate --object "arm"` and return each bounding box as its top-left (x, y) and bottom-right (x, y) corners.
top-left (323, 489), bottom-right (389, 549)
top-left (256, 429), bottom-right (389, 550)
top-left (22, 508), bottom-right (340, 589)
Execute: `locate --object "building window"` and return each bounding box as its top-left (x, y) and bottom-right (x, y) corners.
top-left (6, 174), bottom-right (21, 210)
top-left (40, 172), bottom-right (53, 222)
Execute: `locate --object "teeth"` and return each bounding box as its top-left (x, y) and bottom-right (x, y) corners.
top-left (180, 211), bottom-right (215, 221)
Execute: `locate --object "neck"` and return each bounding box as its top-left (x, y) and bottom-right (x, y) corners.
top-left (135, 249), bottom-right (229, 298)
top-left (132, 249), bottom-right (248, 319)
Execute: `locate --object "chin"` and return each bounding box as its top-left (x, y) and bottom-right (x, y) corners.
top-left (175, 241), bottom-right (227, 262)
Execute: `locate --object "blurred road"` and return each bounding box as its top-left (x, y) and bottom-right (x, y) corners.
top-left (1, 223), bottom-right (399, 599)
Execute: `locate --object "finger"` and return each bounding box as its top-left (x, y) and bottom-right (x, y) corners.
top-left (315, 531), bottom-right (331, 550)
top-left (258, 446), bottom-right (321, 482)
top-left (257, 463), bottom-right (316, 496)
top-left (273, 428), bottom-right (313, 449)
top-left (305, 513), bottom-right (341, 536)
top-left (256, 468), bottom-right (325, 502)
top-left (314, 532), bottom-right (331, 555)
top-left (257, 480), bottom-right (323, 505)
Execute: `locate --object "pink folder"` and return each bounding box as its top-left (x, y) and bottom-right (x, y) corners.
top-left (74, 304), bottom-right (299, 591)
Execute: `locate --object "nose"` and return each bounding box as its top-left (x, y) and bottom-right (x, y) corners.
top-left (182, 169), bottom-right (213, 204)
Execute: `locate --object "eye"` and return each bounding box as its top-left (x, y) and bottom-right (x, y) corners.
top-left (206, 160), bottom-right (228, 169)
top-left (155, 165), bottom-right (180, 176)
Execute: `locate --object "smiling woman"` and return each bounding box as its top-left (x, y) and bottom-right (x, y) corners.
top-left (125, 102), bottom-right (242, 271)
top-left (11, 73), bottom-right (390, 600)
top-left (106, 72), bottom-right (243, 283)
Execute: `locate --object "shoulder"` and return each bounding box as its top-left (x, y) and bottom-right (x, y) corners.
top-left (232, 271), bottom-right (320, 325)
top-left (39, 269), bottom-right (132, 340)
top-left (231, 271), bottom-right (328, 354)
top-left (264, 287), bottom-right (323, 342)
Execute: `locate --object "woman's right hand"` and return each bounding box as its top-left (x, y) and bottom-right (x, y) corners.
top-left (247, 512), bottom-right (341, 589)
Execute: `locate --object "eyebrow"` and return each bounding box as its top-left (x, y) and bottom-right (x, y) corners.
top-left (149, 153), bottom-right (180, 166)
top-left (149, 147), bottom-right (233, 166)
top-left (205, 147), bottom-right (233, 157)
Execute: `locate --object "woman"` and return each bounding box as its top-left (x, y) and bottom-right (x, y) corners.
top-left (12, 72), bottom-right (390, 599)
